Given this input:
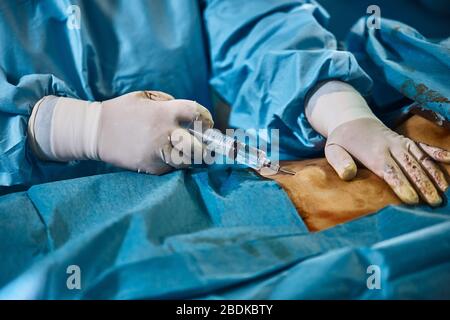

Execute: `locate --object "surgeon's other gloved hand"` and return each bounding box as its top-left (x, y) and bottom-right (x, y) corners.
top-left (28, 91), bottom-right (213, 175)
top-left (306, 81), bottom-right (449, 207)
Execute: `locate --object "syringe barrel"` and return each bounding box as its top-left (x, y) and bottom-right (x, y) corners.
top-left (189, 128), bottom-right (236, 160)
top-left (189, 128), bottom-right (270, 170)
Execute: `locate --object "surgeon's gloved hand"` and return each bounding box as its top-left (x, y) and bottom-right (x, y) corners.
top-left (28, 91), bottom-right (213, 175)
top-left (306, 81), bottom-right (449, 206)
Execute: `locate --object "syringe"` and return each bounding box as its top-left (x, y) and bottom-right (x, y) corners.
top-left (188, 127), bottom-right (296, 175)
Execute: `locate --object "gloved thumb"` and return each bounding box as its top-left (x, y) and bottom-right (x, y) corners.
top-left (170, 128), bottom-right (205, 165)
top-left (325, 143), bottom-right (357, 181)
top-left (168, 100), bottom-right (214, 129)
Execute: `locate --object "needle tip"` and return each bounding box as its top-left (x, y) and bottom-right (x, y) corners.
top-left (280, 167), bottom-right (296, 175)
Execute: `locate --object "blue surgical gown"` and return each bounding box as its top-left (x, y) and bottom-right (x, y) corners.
top-left (0, 0), bottom-right (376, 188)
top-left (1, 0), bottom-right (449, 189)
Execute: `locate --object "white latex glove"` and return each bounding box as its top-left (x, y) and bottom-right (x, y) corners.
top-left (306, 81), bottom-right (449, 206)
top-left (28, 91), bottom-right (213, 175)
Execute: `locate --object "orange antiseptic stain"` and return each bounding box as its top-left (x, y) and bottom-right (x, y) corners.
top-left (401, 80), bottom-right (450, 104)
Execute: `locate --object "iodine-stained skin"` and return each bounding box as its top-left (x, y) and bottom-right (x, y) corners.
top-left (268, 115), bottom-right (450, 232)
top-left (271, 158), bottom-right (402, 232)
top-left (408, 141), bottom-right (449, 192)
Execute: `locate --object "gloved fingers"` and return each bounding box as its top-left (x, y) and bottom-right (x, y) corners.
top-left (133, 143), bottom-right (173, 175)
top-left (167, 99), bottom-right (214, 128)
top-left (391, 148), bottom-right (442, 206)
top-left (325, 143), bottom-right (357, 180)
top-left (125, 90), bottom-right (174, 101)
top-left (383, 157), bottom-right (420, 205)
top-left (170, 128), bottom-right (204, 162)
top-left (143, 90), bottom-right (175, 101)
top-left (407, 141), bottom-right (448, 192)
top-left (123, 90), bottom-right (173, 101)
top-left (159, 142), bottom-right (191, 170)
top-left (418, 142), bottom-right (450, 164)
